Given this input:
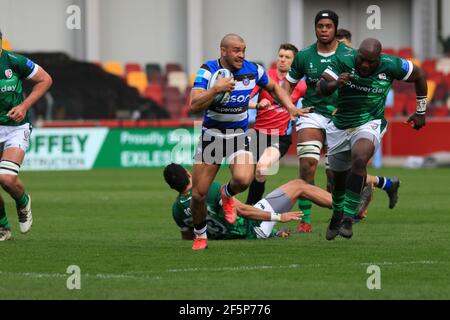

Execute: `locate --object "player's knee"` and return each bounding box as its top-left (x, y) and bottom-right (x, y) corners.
top-left (191, 188), bottom-right (207, 203)
top-left (351, 155), bottom-right (369, 172)
top-left (297, 140), bottom-right (322, 162)
top-left (299, 159), bottom-right (317, 181)
top-left (0, 174), bottom-right (18, 190)
top-left (232, 174), bottom-right (252, 190)
top-left (255, 161), bottom-right (270, 182)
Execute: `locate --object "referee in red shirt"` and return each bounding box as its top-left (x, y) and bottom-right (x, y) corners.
top-left (246, 43), bottom-right (306, 205)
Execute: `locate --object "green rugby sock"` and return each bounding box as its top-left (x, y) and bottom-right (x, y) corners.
top-left (16, 192), bottom-right (29, 209)
top-left (0, 207), bottom-right (11, 229)
top-left (332, 190), bottom-right (345, 213)
top-left (343, 190), bottom-right (361, 217)
top-left (298, 198), bottom-right (312, 224)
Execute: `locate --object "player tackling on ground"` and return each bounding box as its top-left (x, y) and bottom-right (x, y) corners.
top-left (0, 31), bottom-right (52, 241)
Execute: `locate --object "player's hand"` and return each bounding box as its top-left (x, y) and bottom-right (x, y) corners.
top-left (214, 75), bottom-right (235, 93)
top-left (290, 106), bottom-right (314, 118)
top-left (258, 98), bottom-right (272, 109)
top-left (336, 73), bottom-right (352, 88)
top-left (405, 113), bottom-right (426, 130)
top-left (280, 211), bottom-right (303, 222)
top-left (7, 104), bottom-right (27, 123)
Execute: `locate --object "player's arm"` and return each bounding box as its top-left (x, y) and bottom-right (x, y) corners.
top-left (315, 72), bottom-right (352, 97)
top-left (234, 198), bottom-right (302, 222)
top-left (262, 78), bottom-right (312, 117)
top-left (248, 98), bottom-right (272, 110)
top-left (7, 66), bottom-right (52, 123)
top-left (403, 64), bottom-right (428, 130)
top-left (190, 76), bottom-right (235, 113)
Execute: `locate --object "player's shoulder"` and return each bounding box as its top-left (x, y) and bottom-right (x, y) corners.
top-left (380, 53), bottom-right (402, 64)
top-left (242, 59), bottom-right (264, 73)
top-left (200, 59), bottom-right (220, 73)
top-left (299, 43), bottom-right (317, 54)
top-left (336, 42), bottom-right (354, 54)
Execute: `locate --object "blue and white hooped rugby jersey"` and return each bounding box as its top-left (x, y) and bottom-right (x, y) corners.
top-left (193, 59), bottom-right (269, 135)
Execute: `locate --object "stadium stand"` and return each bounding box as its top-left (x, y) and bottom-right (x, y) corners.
top-left (103, 60), bottom-right (124, 77)
top-left (19, 52), bottom-right (169, 120)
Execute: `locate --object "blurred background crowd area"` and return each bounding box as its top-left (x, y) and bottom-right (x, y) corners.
top-left (1, 0), bottom-right (450, 123)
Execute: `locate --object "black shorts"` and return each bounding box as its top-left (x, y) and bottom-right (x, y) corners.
top-left (194, 132), bottom-right (250, 165)
top-left (249, 130), bottom-right (292, 161)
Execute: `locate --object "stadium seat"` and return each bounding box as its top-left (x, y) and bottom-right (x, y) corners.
top-left (421, 59), bottom-right (437, 74)
top-left (125, 62), bottom-right (142, 75)
top-left (144, 84), bottom-right (163, 106)
top-left (103, 61), bottom-right (124, 77)
top-left (165, 63), bottom-right (183, 74)
top-left (382, 48), bottom-right (396, 56)
top-left (145, 63), bottom-right (162, 77)
top-left (126, 71), bottom-right (148, 94)
top-left (2, 38), bottom-right (12, 50)
top-left (398, 47), bottom-right (414, 59)
top-left (436, 58), bottom-right (450, 75)
top-left (164, 86), bottom-right (184, 118)
top-left (431, 105), bottom-right (449, 117)
top-left (167, 71), bottom-right (189, 94)
top-left (393, 92), bottom-right (408, 116)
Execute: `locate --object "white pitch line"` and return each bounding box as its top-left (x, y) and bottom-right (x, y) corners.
top-left (0, 261), bottom-right (441, 281)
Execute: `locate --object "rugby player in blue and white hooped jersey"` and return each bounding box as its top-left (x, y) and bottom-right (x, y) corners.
top-left (189, 34), bottom-right (312, 250)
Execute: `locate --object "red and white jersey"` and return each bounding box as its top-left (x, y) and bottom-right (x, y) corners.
top-left (253, 68), bottom-right (306, 135)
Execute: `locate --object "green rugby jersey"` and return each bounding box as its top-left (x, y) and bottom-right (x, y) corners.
top-left (0, 49), bottom-right (38, 126)
top-left (287, 41), bottom-right (353, 117)
top-left (324, 50), bottom-right (413, 129)
top-left (171, 182), bottom-right (267, 240)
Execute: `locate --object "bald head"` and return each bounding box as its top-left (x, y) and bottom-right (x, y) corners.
top-left (359, 38), bottom-right (382, 55)
top-left (220, 33), bottom-right (245, 48)
top-left (355, 38), bottom-right (382, 77)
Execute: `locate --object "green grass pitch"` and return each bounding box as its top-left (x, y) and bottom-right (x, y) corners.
top-left (0, 167), bottom-right (449, 299)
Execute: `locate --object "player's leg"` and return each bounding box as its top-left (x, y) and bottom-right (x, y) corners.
top-left (367, 174), bottom-right (400, 209)
top-left (226, 150), bottom-right (254, 223)
top-left (339, 137), bottom-right (375, 239)
top-left (0, 194), bottom-right (12, 241)
top-left (296, 127), bottom-right (325, 232)
top-left (190, 162), bottom-right (220, 250)
top-left (246, 146), bottom-right (281, 205)
top-left (274, 179), bottom-right (332, 209)
top-left (0, 147), bottom-right (32, 233)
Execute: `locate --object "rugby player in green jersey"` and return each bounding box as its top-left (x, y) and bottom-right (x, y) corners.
top-left (317, 38), bottom-right (427, 240)
top-left (163, 163), bottom-right (335, 243)
top-left (283, 10), bottom-right (398, 233)
top-left (0, 31), bottom-right (53, 241)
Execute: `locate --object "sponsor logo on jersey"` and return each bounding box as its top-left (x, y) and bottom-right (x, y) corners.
top-left (320, 59), bottom-right (331, 63)
top-left (242, 77), bottom-right (250, 86)
top-left (228, 94), bottom-right (251, 104)
top-left (370, 123), bottom-right (379, 130)
top-left (346, 81), bottom-right (385, 94)
top-left (4, 69), bottom-right (12, 79)
top-left (0, 85), bottom-right (16, 92)
top-left (378, 73), bottom-right (387, 80)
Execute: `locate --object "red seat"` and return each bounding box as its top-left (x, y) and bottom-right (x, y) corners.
top-left (421, 59), bottom-right (437, 74)
top-left (144, 84), bottom-right (163, 106)
top-left (398, 47), bottom-right (414, 59)
top-left (125, 63), bottom-right (142, 75)
top-left (393, 92), bottom-right (408, 116)
top-left (166, 63), bottom-right (183, 74)
top-left (382, 48), bottom-right (396, 56)
top-left (431, 105), bottom-right (449, 117)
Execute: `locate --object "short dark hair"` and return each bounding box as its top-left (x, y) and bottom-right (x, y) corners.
top-left (163, 163), bottom-right (190, 193)
top-left (279, 43), bottom-right (299, 55)
top-left (336, 29), bottom-right (352, 42)
top-left (315, 10), bottom-right (339, 30)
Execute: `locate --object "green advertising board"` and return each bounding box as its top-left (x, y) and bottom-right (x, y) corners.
top-left (22, 128), bottom-right (199, 171)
